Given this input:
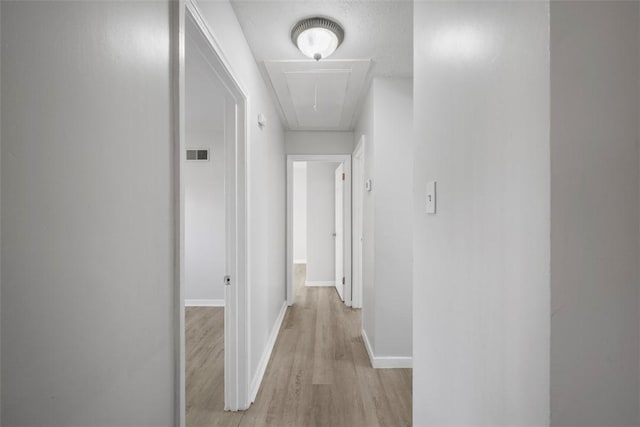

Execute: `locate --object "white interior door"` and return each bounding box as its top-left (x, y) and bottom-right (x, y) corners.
top-left (335, 163), bottom-right (344, 301)
top-left (183, 4), bottom-right (250, 413)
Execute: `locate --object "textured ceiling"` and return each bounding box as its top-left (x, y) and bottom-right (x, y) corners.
top-left (230, 0), bottom-right (413, 78)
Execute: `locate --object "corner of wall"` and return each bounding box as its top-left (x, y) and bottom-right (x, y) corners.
top-left (0, 0), bottom-right (3, 420)
top-left (551, 2), bottom-right (640, 425)
top-left (637, 2), bottom-right (640, 421)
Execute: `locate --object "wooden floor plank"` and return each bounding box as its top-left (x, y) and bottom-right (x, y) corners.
top-left (186, 307), bottom-right (243, 427)
top-left (186, 263), bottom-right (412, 426)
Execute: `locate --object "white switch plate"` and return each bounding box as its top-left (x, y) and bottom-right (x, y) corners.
top-left (426, 181), bottom-right (436, 214)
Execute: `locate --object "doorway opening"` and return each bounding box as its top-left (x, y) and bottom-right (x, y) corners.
top-left (177, 1), bottom-right (250, 424)
top-left (183, 16), bottom-right (229, 426)
top-left (286, 155), bottom-right (352, 307)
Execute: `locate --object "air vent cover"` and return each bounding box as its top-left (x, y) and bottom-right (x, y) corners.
top-left (186, 149), bottom-right (209, 161)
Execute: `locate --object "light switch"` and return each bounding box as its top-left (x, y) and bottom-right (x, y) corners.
top-left (365, 179), bottom-right (372, 192)
top-left (426, 181), bottom-right (436, 214)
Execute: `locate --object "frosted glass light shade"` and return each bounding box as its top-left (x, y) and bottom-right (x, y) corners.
top-left (291, 17), bottom-right (344, 61)
top-left (296, 28), bottom-right (339, 60)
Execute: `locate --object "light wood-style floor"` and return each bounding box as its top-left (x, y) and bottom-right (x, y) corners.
top-left (186, 264), bottom-right (412, 427)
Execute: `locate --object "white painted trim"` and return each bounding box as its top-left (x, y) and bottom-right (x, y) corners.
top-left (178, 0), bottom-right (251, 418)
top-left (361, 328), bottom-right (375, 366)
top-left (361, 329), bottom-right (412, 369)
top-left (287, 154), bottom-right (352, 307)
top-left (249, 301), bottom-right (288, 402)
top-left (173, 2), bottom-right (187, 425)
top-left (305, 281), bottom-right (335, 287)
top-left (371, 356), bottom-right (413, 369)
top-left (286, 159), bottom-right (294, 306)
top-left (185, 299), bottom-right (225, 307)
top-left (335, 281), bottom-right (344, 300)
top-left (293, 259), bottom-right (307, 264)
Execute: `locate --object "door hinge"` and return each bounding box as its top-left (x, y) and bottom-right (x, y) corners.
top-left (342, 277), bottom-right (345, 285)
top-left (342, 173), bottom-right (345, 180)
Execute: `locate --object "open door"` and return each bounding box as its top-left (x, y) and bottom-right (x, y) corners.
top-left (335, 163), bottom-right (345, 301)
top-left (286, 154), bottom-right (352, 307)
top-left (180, 2), bottom-right (250, 418)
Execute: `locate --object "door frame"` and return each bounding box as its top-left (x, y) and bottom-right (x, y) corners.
top-left (174, 0), bottom-right (250, 424)
top-left (286, 154), bottom-right (352, 307)
top-left (352, 137), bottom-right (365, 309)
top-left (334, 163), bottom-right (345, 301)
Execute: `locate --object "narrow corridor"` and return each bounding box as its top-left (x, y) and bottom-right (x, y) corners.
top-left (186, 264), bottom-right (412, 426)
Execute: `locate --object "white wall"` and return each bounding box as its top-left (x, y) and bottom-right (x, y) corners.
top-left (372, 78), bottom-right (413, 357)
top-left (0, 3), bottom-right (3, 419)
top-left (184, 136), bottom-right (225, 301)
top-left (184, 34), bottom-right (226, 303)
top-left (354, 78), bottom-right (413, 360)
top-left (550, 2), bottom-right (640, 425)
top-left (413, 2), bottom-right (550, 425)
top-left (195, 0), bottom-right (287, 388)
top-left (1, 1), bottom-right (175, 425)
top-left (306, 162), bottom-right (339, 284)
top-left (285, 131), bottom-right (354, 154)
top-left (355, 84), bottom-right (376, 350)
top-left (292, 162), bottom-right (307, 263)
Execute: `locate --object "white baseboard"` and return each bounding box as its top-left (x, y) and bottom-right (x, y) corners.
top-left (249, 301), bottom-right (288, 402)
top-left (185, 299), bottom-right (224, 307)
top-left (293, 259), bottom-right (307, 264)
top-left (305, 280), bottom-right (335, 287)
top-left (361, 329), bottom-right (412, 369)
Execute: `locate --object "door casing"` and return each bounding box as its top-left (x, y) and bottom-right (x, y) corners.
top-left (174, 1), bottom-right (251, 424)
top-left (335, 163), bottom-right (345, 300)
top-left (286, 154), bottom-right (352, 307)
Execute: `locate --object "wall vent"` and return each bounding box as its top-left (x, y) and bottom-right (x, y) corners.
top-left (186, 149), bottom-right (209, 161)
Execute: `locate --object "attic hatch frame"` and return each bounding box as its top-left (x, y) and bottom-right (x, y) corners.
top-left (174, 0), bottom-right (251, 424)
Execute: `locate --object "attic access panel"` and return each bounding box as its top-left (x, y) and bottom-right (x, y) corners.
top-left (264, 59), bottom-right (371, 131)
top-left (284, 70), bottom-right (350, 128)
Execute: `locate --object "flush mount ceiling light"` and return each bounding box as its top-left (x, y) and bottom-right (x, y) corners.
top-left (291, 17), bottom-right (344, 61)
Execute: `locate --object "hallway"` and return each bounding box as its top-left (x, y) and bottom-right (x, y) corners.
top-left (186, 264), bottom-right (412, 426)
